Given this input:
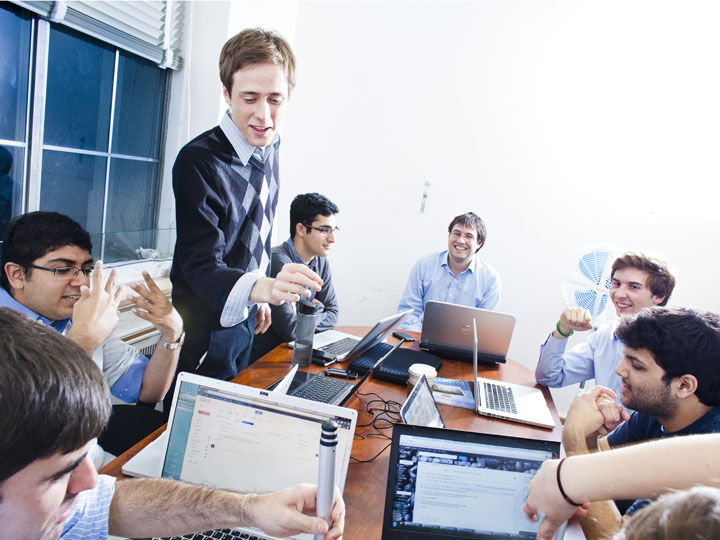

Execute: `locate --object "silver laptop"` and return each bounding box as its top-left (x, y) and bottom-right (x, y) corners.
top-left (290, 310), bottom-right (410, 362)
top-left (471, 319), bottom-right (555, 429)
top-left (122, 372), bottom-right (357, 539)
top-left (420, 301), bottom-right (516, 363)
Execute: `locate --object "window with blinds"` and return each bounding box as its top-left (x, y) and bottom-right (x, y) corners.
top-left (0, 1), bottom-right (181, 262)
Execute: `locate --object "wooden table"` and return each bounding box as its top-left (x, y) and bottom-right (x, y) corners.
top-left (102, 327), bottom-right (583, 539)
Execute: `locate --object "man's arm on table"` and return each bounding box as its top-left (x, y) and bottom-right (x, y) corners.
top-left (397, 261), bottom-right (425, 332)
top-left (535, 308), bottom-right (595, 387)
top-left (109, 479), bottom-right (344, 540)
top-left (556, 386), bottom-right (630, 540)
top-left (477, 269), bottom-right (501, 310)
top-left (523, 433), bottom-right (720, 540)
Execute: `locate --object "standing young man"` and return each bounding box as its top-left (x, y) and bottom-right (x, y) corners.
top-left (398, 211), bottom-right (501, 332)
top-left (535, 252), bottom-right (676, 397)
top-left (252, 193), bottom-right (340, 359)
top-left (171, 29), bottom-right (322, 393)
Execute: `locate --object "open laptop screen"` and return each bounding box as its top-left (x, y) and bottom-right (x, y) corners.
top-left (162, 377), bottom-right (355, 494)
top-left (382, 424), bottom-right (560, 539)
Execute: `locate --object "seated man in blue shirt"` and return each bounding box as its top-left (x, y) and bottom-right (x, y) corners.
top-left (0, 307), bottom-right (344, 540)
top-left (535, 252), bottom-right (676, 398)
top-left (251, 193), bottom-right (340, 360)
top-left (560, 306), bottom-right (720, 539)
top-left (398, 211), bottom-right (501, 332)
top-left (0, 211), bottom-right (184, 459)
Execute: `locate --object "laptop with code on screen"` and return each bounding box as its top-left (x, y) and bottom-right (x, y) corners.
top-left (381, 423), bottom-right (561, 539)
top-left (123, 372), bottom-right (357, 540)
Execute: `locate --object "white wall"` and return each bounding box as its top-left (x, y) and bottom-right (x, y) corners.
top-left (167, 1), bottom-right (720, 414)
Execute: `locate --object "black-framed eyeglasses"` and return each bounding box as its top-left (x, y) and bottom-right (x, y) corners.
top-left (26, 264), bottom-right (93, 279)
top-left (306, 225), bottom-right (340, 237)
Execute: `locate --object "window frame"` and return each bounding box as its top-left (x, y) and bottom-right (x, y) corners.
top-left (1, 5), bottom-right (171, 262)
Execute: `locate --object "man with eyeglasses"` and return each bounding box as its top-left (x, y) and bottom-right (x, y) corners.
top-left (398, 211), bottom-right (501, 332)
top-left (252, 193), bottom-right (340, 360)
top-left (0, 211), bottom-right (184, 462)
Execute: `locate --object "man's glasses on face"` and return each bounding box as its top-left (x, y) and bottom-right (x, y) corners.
top-left (26, 264), bottom-right (93, 279)
top-left (306, 225), bottom-right (340, 237)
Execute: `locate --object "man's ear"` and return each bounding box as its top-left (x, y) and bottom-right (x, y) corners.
top-left (673, 374), bottom-right (699, 399)
top-left (295, 222), bottom-right (307, 238)
top-left (652, 295), bottom-right (666, 306)
top-left (4, 262), bottom-right (27, 291)
top-left (222, 85), bottom-right (232, 106)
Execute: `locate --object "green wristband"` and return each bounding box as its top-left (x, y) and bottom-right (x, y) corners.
top-left (556, 321), bottom-right (574, 338)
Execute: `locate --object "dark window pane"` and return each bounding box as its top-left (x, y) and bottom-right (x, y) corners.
top-left (45, 26), bottom-right (114, 152)
top-left (0, 4), bottom-right (31, 142)
top-left (40, 150), bottom-right (106, 257)
top-left (103, 158), bottom-right (158, 262)
top-left (113, 53), bottom-right (167, 158)
top-left (0, 145), bottom-right (24, 241)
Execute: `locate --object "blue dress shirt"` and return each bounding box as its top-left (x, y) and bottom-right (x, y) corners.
top-left (535, 322), bottom-right (625, 398)
top-left (398, 250), bottom-right (501, 332)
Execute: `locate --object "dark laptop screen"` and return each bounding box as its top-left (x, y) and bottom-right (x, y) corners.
top-left (382, 424), bottom-right (560, 539)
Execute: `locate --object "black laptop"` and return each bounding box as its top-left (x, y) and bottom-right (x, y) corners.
top-left (382, 424), bottom-right (561, 539)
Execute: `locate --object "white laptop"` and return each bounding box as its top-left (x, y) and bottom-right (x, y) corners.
top-left (471, 320), bottom-right (556, 429)
top-left (289, 310), bottom-right (410, 362)
top-left (122, 372), bottom-right (358, 539)
top-left (420, 301), bottom-right (516, 363)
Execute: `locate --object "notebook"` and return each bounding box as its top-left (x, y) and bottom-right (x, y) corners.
top-left (471, 320), bottom-right (556, 429)
top-left (381, 423), bottom-right (561, 539)
top-left (420, 301), bottom-right (516, 363)
top-left (290, 310), bottom-right (411, 362)
top-left (122, 372), bottom-right (357, 540)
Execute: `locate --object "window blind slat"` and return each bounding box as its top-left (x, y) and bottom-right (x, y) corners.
top-left (9, 0), bottom-right (184, 70)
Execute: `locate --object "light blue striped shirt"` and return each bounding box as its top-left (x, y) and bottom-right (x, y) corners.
top-left (61, 475), bottom-right (115, 539)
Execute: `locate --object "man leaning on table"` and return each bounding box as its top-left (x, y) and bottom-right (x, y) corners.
top-left (535, 251), bottom-right (675, 398)
top-left (0, 307), bottom-right (345, 540)
top-left (398, 211), bottom-right (501, 332)
top-left (559, 306), bottom-right (720, 540)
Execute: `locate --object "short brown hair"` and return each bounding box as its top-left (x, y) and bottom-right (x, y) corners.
top-left (611, 252), bottom-right (675, 306)
top-left (0, 307), bottom-right (111, 487)
top-left (617, 487), bottom-right (720, 540)
top-left (219, 28), bottom-right (296, 95)
top-left (448, 212), bottom-right (487, 251)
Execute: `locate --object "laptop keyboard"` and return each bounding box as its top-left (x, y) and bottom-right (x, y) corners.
top-left (319, 336), bottom-right (359, 355)
top-left (292, 375), bottom-right (350, 403)
top-left (483, 382), bottom-right (517, 414)
top-left (147, 530), bottom-right (271, 540)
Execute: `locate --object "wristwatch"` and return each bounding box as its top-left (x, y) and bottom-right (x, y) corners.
top-left (161, 330), bottom-right (185, 350)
